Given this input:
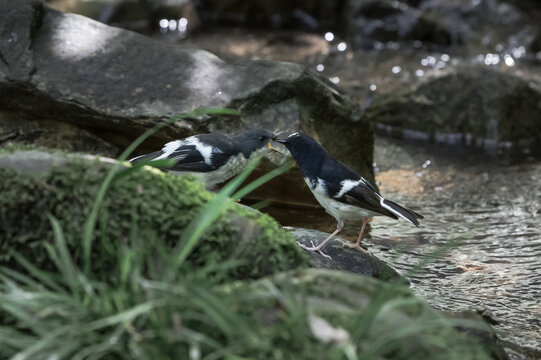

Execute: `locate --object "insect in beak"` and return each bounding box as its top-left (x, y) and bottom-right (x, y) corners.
top-left (267, 142), bottom-right (280, 152)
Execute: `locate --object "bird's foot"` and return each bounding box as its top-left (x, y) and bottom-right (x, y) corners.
top-left (296, 240), bottom-right (332, 260)
top-left (337, 239), bottom-right (369, 252)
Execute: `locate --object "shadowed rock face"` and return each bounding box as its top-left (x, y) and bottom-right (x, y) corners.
top-left (0, 0), bottom-right (373, 207)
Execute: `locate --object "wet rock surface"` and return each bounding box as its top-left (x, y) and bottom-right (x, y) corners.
top-left (288, 227), bottom-right (404, 281)
top-left (344, 0), bottom-right (455, 46)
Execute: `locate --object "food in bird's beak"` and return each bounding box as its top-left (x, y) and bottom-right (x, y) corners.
top-left (267, 142), bottom-right (287, 155)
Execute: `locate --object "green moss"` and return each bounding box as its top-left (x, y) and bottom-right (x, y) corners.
top-left (0, 152), bottom-right (309, 280)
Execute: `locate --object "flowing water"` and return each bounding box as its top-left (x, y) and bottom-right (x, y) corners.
top-left (266, 137), bottom-right (541, 359)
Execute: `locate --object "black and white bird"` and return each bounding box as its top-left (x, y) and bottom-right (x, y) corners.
top-left (275, 132), bottom-right (424, 259)
top-left (130, 129), bottom-right (275, 187)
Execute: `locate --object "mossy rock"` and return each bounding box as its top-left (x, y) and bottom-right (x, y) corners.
top-left (0, 150), bottom-right (310, 280)
top-left (223, 268), bottom-right (506, 360)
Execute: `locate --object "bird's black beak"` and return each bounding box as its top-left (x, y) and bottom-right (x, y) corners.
top-left (272, 131), bottom-right (284, 140)
top-left (272, 132), bottom-right (287, 144)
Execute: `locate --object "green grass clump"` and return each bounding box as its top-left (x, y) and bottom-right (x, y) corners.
top-left (0, 242), bottom-right (497, 360)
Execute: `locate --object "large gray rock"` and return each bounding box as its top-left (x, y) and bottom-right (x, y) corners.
top-left (0, 0), bottom-right (373, 206)
top-left (362, 66), bottom-right (541, 156)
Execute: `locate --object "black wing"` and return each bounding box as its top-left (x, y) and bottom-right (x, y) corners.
top-left (130, 134), bottom-right (238, 173)
top-left (340, 181), bottom-right (396, 218)
top-left (318, 153), bottom-right (423, 223)
top-left (167, 145), bottom-right (233, 172)
top-left (339, 182), bottom-right (423, 225)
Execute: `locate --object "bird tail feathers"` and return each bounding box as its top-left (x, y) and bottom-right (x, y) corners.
top-left (381, 199), bottom-right (424, 226)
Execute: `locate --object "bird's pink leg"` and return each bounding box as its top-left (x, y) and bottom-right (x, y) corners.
top-left (340, 218), bottom-right (369, 252)
top-left (297, 225), bottom-right (343, 260)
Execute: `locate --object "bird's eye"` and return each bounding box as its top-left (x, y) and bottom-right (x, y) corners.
top-left (258, 136), bottom-right (265, 142)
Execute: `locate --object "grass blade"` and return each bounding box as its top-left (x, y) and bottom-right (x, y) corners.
top-left (6, 252), bottom-right (64, 292)
top-left (87, 300), bottom-right (164, 331)
top-left (47, 214), bottom-right (80, 296)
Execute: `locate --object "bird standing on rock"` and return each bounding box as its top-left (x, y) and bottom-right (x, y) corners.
top-left (274, 132), bottom-right (424, 259)
top-left (130, 129), bottom-right (276, 187)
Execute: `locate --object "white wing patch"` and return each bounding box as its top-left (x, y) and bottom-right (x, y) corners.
top-left (153, 136), bottom-right (215, 165)
top-left (189, 137), bottom-right (214, 165)
top-left (154, 140), bottom-right (185, 160)
top-left (335, 179), bottom-right (361, 198)
top-left (316, 178), bottom-right (327, 195)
